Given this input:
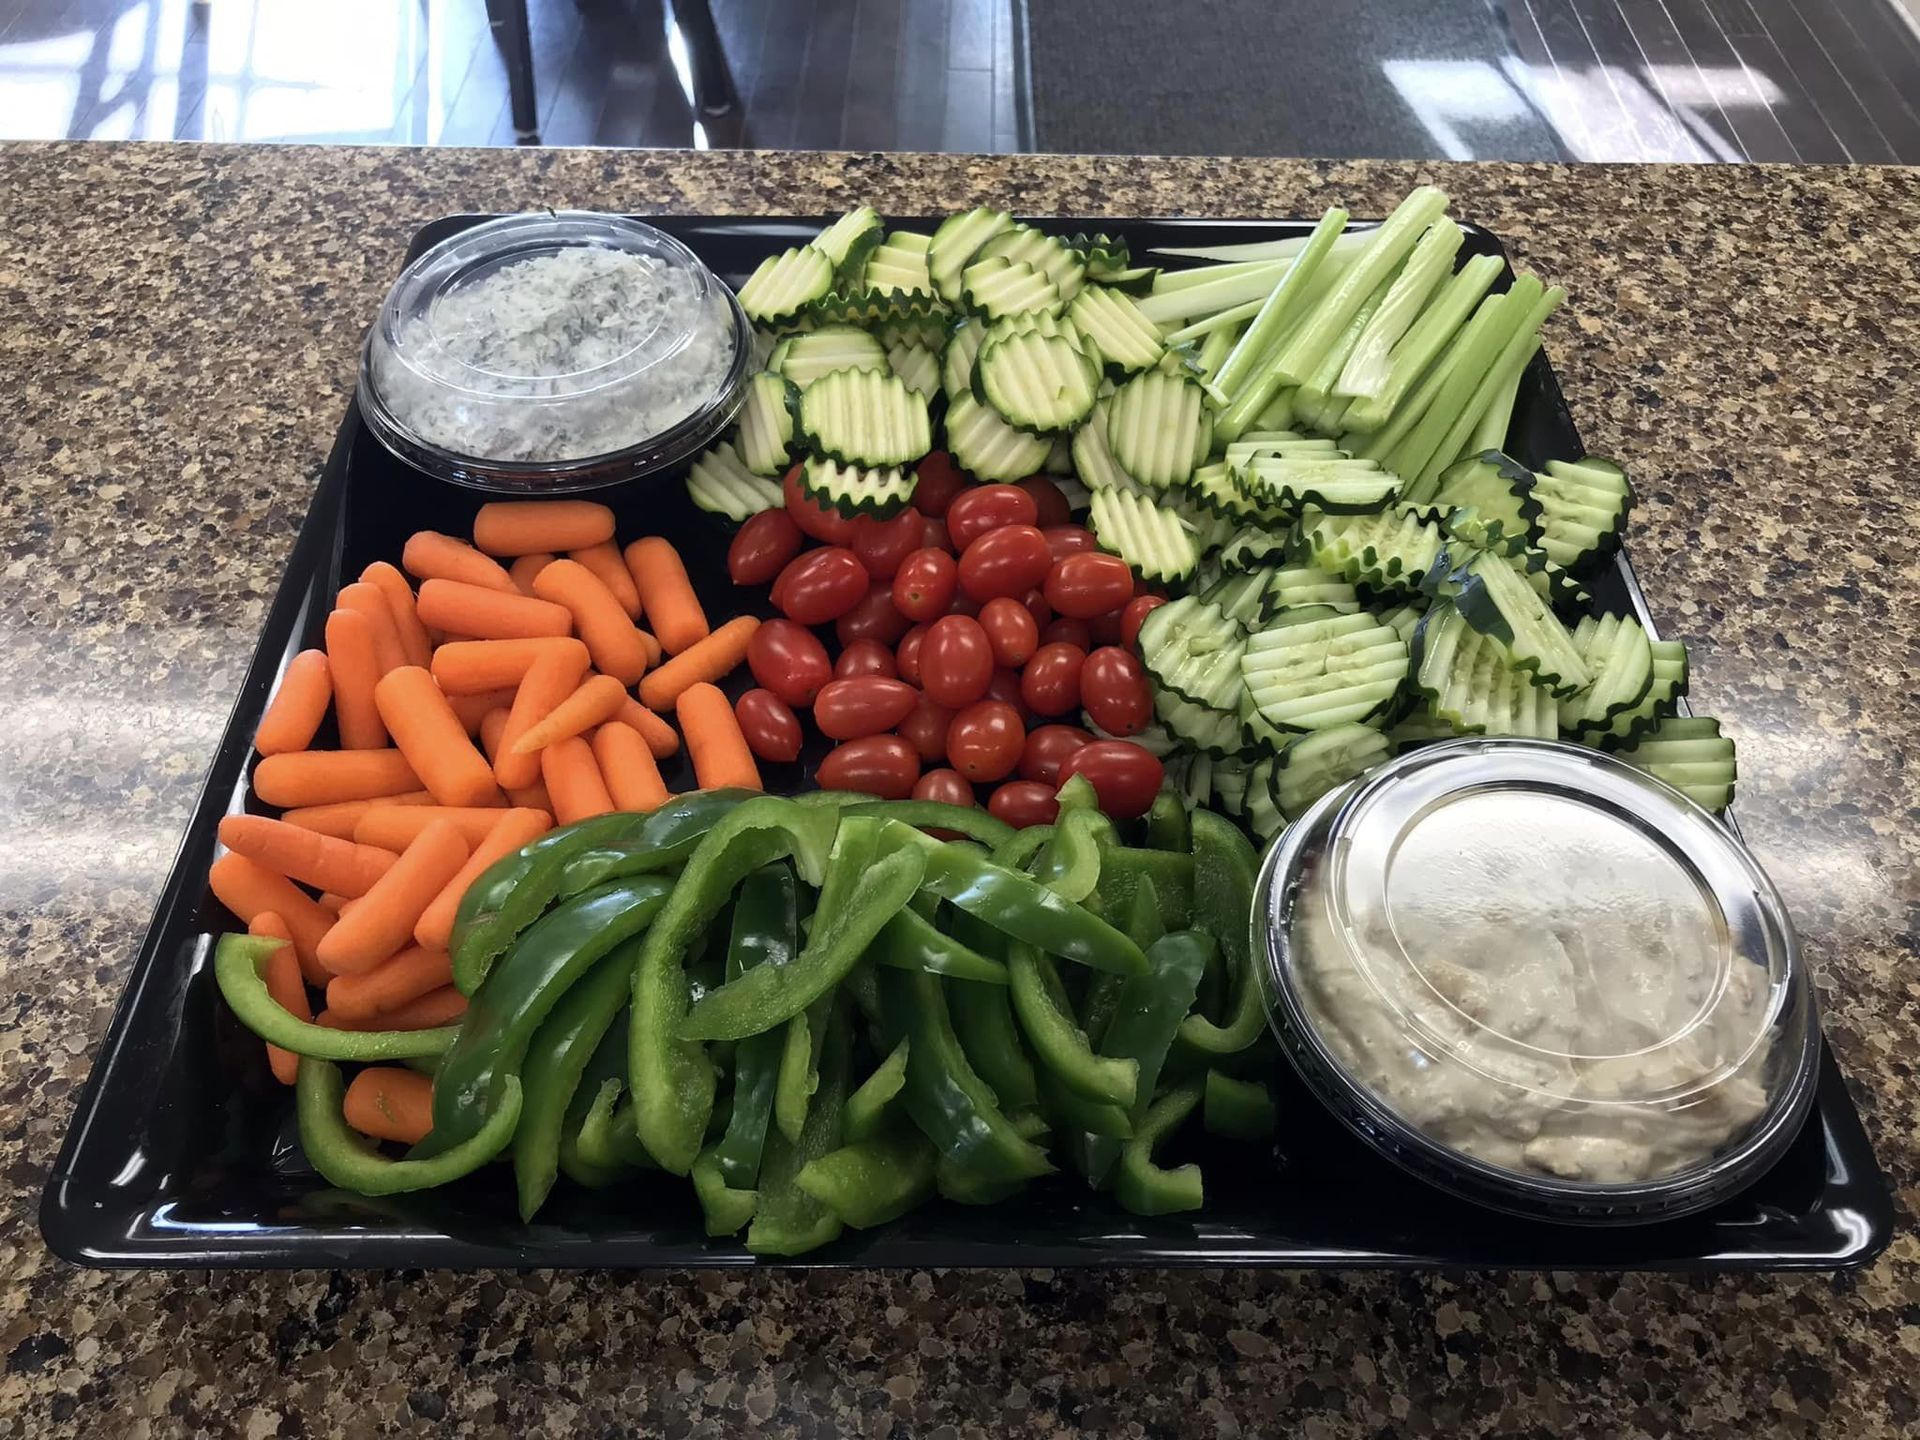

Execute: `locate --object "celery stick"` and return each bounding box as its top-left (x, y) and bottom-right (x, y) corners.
top-left (1138, 264), bottom-right (1297, 329)
top-left (1194, 322), bottom-right (1240, 381)
top-left (1413, 287), bottom-right (1563, 492)
top-left (1254, 389), bottom-right (1297, 433)
top-left (1293, 262), bottom-right (1404, 428)
top-left (1209, 209), bottom-right (1350, 409)
top-left (1469, 348), bottom-right (1530, 455)
top-left (1340, 254), bottom-right (1502, 434)
top-left (1148, 231), bottom-right (1378, 263)
top-left (1151, 259), bottom-right (1292, 293)
top-left (1312, 396), bottom-right (1354, 438)
top-left (1335, 222), bottom-right (1463, 402)
top-left (1352, 288), bottom-right (1510, 470)
top-left (1165, 297), bottom-right (1264, 345)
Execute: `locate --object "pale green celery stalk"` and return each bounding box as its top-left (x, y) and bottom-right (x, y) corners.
top-left (1208, 209), bottom-right (1350, 412)
top-left (1387, 276), bottom-right (1544, 491)
top-left (1165, 297), bottom-right (1264, 345)
top-left (1137, 264), bottom-right (1294, 328)
top-left (1312, 397), bottom-right (1353, 438)
top-left (1267, 187), bottom-right (1449, 390)
top-left (1293, 262), bottom-right (1405, 431)
top-left (1150, 258), bottom-right (1291, 293)
top-left (1350, 288), bottom-right (1509, 471)
top-left (1339, 253), bottom-right (1502, 434)
top-left (1254, 388), bottom-right (1297, 432)
top-left (1414, 289), bottom-right (1563, 492)
top-left (1334, 221), bottom-right (1464, 401)
top-left (1468, 345), bottom-right (1531, 455)
top-left (1148, 230), bottom-right (1378, 263)
top-left (1194, 322), bottom-right (1242, 381)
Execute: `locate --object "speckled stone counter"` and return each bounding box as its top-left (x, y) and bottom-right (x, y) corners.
top-left (1, 143), bottom-right (1915, 1437)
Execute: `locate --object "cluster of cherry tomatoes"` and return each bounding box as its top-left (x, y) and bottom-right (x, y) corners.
top-left (725, 453), bottom-right (1170, 826)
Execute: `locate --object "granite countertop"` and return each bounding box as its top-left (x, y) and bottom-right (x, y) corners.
top-left (1, 142), bottom-right (1916, 1436)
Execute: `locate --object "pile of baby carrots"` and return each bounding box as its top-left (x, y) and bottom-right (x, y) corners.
top-left (211, 498), bottom-right (763, 1141)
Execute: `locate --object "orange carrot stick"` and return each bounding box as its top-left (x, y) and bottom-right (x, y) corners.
top-left (541, 736), bottom-right (615, 825)
top-left (677, 682), bottom-right (763, 792)
top-left (320, 986), bottom-right (468, 1033)
top-left (481, 710), bottom-right (560, 810)
top-left (569, 540), bottom-right (643, 619)
top-left (402, 530), bottom-right (517, 593)
top-left (280, 791), bottom-right (436, 840)
top-left (618, 698), bottom-right (681, 759)
top-left (473, 499), bottom-right (616, 556)
top-left (360, 561), bottom-right (432, 668)
top-left (416, 578), bottom-right (573, 642)
top-left (413, 808), bottom-right (552, 951)
top-left (253, 748), bottom-right (422, 808)
top-left (218, 814), bottom-right (397, 898)
top-left (325, 945), bottom-right (454, 1022)
top-left (492, 644), bottom-right (589, 791)
top-left (624, 536), bottom-right (710, 655)
top-left (637, 616), bottom-right (760, 711)
top-left (443, 686), bottom-right (520, 736)
top-left (507, 552), bottom-right (555, 597)
top-left (255, 649), bottom-right (332, 757)
top-left (531, 558), bottom-right (653, 684)
top-left (210, 853), bottom-right (336, 983)
top-left (508, 673), bottom-right (629, 755)
top-left (373, 665), bottom-right (503, 808)
top-left (318, 892), bottom-right (353, 915)
top-left (343, 1066), bottom-right (436, 1144)
top-left (325, 606), bottom-right (387, 749)
top-left (316, 819), bottom-right (470, 976)
top-left (246, 912), bottom-right (311, 1083)
top-left (430, 636), bottom-right (589, 694)
top-left (593, 721), bottom-right (670, 813)
top-left (337, 581), bottom-right (408, 675)
top-left (354, 804), bottom-right (533, 851)
top-left (510, 780), bottom-right (553, 812)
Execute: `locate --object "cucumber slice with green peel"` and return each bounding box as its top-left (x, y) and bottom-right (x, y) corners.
top-left (1181, 462), bottom-right (1268, 523)
top-left (1238, 689), bottom-right (1293, 757)
top-left (1612, 715), bottom-right (1736, 813)
top-left (686, 440), bottom-right (784, 521)
top-left (942, 316), bottom-right (988, 402)
top-left (887, 341), bottom-right (940, 400)
top-left (1275, 724), bottom-right (1392, 820)
top-left (1066, 231), bottom-right (1132, 280)
top-left (1512, 549), bottom-right (1594, 612)
top-left (929, 207), bottom-right (1015, 304)
top-left (737, 246), bottom-right (837, 325)
top-left (1244, 758), bottom-right (1285, 841)
top-left (1154, 689), bottom-right (1246, 758)
top-left (1301, 504), bottom-right (1445, 595)
top-left (768, 325), bottom-right (889, 389)
top-left (1106, 370), bottom-right (1211, 489)
top-left (1096, 265), bottom-right (1160, 296)
top-left (736, 371), bottom-right (800, 476)
top-left (1084, 714), bottom-right (1177, 756)
top-left (1240, 454), bottom-right (1401, 514)
top-left (862, 233), bottom-right (938, 296)
top-left (812, 206), bottom-right (885, 276)
top-left (945, 390), bottom-right (1053, 481)
top-left (1137, 596), bottom-right (1247, 711)
top-left (1374, 599), bottom-right (1426, 643)
top-left (1557, 613), bottom-right (1655, 731)
top-left (972, 226), bottom-right (1089, 305)
top-left (1208, 755), bottom-right (1253, 819)
top-left (976, 328), bottom-right (1100, 434)
top-left (1261, 564), bottom-right (1362, 617)
top-left (1197, 569), bottom-right (1273, 629)
top-left (1089, 487), bottom-right (1202, 585)
top-left (1161, 488), bottom-right (1235, 557)
top-left (1447, 551), bottom-right (1591, 697)
top-left (1385, 710), bottom-right (1461, 752)
top-left (1423, 450), bottom-right (1541, 557)
top-left (1217, 524), bottom-right (1291, 573)
top-left (1068, 284), bottom-right (1165, 375)
top-left (808, 287), bottom-right (949, 332)
top-left (1409, 602), bottom-right (1560, 737)
top-left (1534, 455), bottom-right (1633, 569)
top-left (960, 256), bottom-right (1064, 321)
top-left (797, 367), bottom-right (933, 467)
top-left (1043, 435), bottom-right (1076, 477)
top-left (798, 455), bottom-right (917, 518)
top-left (1583, 639), bottom-right (1688, 748)
top-left (1172, 750), bottom-right (1215, 811)
top-left (1070, 399), bottom-right (1145, 494)
top-left (1241, 610), bottom-right (1410, 732)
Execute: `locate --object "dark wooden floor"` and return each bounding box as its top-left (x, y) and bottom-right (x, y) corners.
top-left (0, 0), bottom-right (1915, 160)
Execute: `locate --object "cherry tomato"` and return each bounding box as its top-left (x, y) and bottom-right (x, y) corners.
top-left (945, 700), bottom-right (1026, 784)
top-left (782, 465), bottom-right (861, 545)
top-left (1017, 476), bottom-right (1073, 528)
top-left (989, 780), bottom-right (1060, 829)
top-left (1086, 607), bottom-right (1126, 647)
top-left (816, 735), bottom-right (920, 800)
top-left (978, 596), bottom-right (1039, 668)
top-left (913, 451), bottom-right (970, 518)
top-left (727, 509), bottom-right (804, 587)
top-left (734, 688), bottom-right (802, 764)
top-left (1044, 552), bottom-right (1135, 619)
top-left (895, 624), bottom-right (928, 686)
top-left (747, 619), bottom-right (832, 708)
top-left (945, 484), bottom-right (1038, 550)
top-left (835, 584), bottom-right (912, 647)
top-left (920, 514), bottom-right (951, 553)
top-left (920, 615), bottom-right (995, 709)
top-left (851, 507), bottom-right (924, 580)
top-left (913, 768), bottom-right (975, 808)
top-left (944, 588), bottom-right (982, 617)
top-left (1120, 594), bottom-right (1168, 652)
top-left (835, 638), bottom-right (897, 680)
top-left (891, 548), bottom-right (958, 623)
top-left (1041, 525), bottom-right (1098, 562)
top-left (896, 692), bottom-right (955, 763)
top-left (1041, 617), bottom-right (1092, 651)
top-left (958, 524), bottom-right (1053, 603)
top-left (985, 667), bottom-right (1033, 727)
top-left (1020, 642), bottom-right (1086, 717)
top-left (772, 547), bottom-right (867, 626)
top-left (813, 677), bottom-right (921, 741)
top-left (1057, 740), bottom-right (1164, 820)
top-left (1080, 647), bottom-right (1153, 737)
top-left (1019, 724), bottom-right (1093, 786)
top-left (1020, 587), bottom-right (1053, 631)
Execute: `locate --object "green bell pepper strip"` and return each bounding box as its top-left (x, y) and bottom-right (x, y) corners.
top-left (797, 1126), bottom-right (937, 1229)
top-left (573, 1086), bottom-right (656, 1174)
top-left (552, 788), bottom-right (761, 900)
top-left (843, 1038), bottom-right (911, 1143)
top-left (707, 865), bottom-right (797, 1189)
top-left (1204, 1070), bottom-right (1278, 1139)
top-left (631, 796), bottom-right (841, 1174)
top-left (1079, 876), bottom-right (1170, 1059)
top-left (944, 915), bottom-right (1039, 1112)
top-left (419, 875), bottom-right (674, 1159)
top-left (680, 821), bottom-right (926, 1041)
top-left (557, 1078), bottom-right (630, 1189)
top-left (774, 992), bottom-right (833, 1144)
top-left (215, 936), bottom-right (458, 1059)
top-left (843, 798), bottom-right (1015, 849)
top-left (1007, 943), bottom-right (1138, 1106)
top-left (1116, 1077), bottom-right (1205, 1216)
top-left (1030, 787), bottom-right (1112, 904)
top-left (296, 1058), bottom-right (521, 1196)
top-left (844, 964), bottom-right (882, 1027)
top-left (875, 905), bottom-right (1009, 985)
top-left (746, 1002), bottom-right (854, 1256)
top-left (878, 819), bottom-right (1147, 976)
top-left (936, 1111), bottom-right (1049, 1205)
top-left (1145, 790), bottom-right (1190, 852)
top-left (1038, 1067), bottom-right (1133, 1138)
top-left (691, 1145), bottom-right (759, 1235)
top-left (878, 968), bottom-right (1054, 1186)
top-left (1092, 844), bottom-right (1194, 932)
top-left (1174, 811), bottom-right (1265, 1055)
top-left (991, 824), bottom-right (1053, 872)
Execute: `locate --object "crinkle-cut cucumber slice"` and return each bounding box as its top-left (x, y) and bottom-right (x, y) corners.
top-left (960, 256), bottom-right (1065, 321)
top-left (737, 246), bottom-right (836, 325)
top-left (1409, 601), bottom-right (1561, 737)
top-left (1301, 504), bottom-right (1444, 596)
top-left (1138, 596), bottom-right (1247, 712)
top-left (768, 325), bottom-right (888, 389)
top-left (1067, 284), bottom-right (1164, 376)
top-left (812, 206), bottom-right (885, 276)
top-left (798, 366), bottom-right (932, 467)
top-left (1448, 551), bottom-right (1592, 697)
top-left (929, 207), bottom-right (1015, 305)
top-left (1275, 724), bottom-right (1392, 820)
top-left (798, 455), bottom-right (917, 519)
top-left (736, 371), bottom-right (800, 476)
top-left (1071, 399), bottom-right (1145, 495)
top-left (944, 390), bottom-right (1053, 481)
top-left (887, 341), bottom-right (940, 400)
top-left (1089, 487), bottom-right (1201, 585)
top-left (1241, 610), bottom-right (1409, 732)
top-left (1612, 715), bottom-right (1735, 813)
top-left (1557, 612), bottom-right (1655, 732)
top-left (1105, 370), bottom-right (1210, 489)
top-left (976, 328), bottom-right (1099, 434)
top-left (687, 440), bottom-right (784, 521)
top-left (972, 226), bottom-right (1089, 306)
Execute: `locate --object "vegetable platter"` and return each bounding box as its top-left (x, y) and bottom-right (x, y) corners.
top-left (41, 211), bottom-right (1889, 1271)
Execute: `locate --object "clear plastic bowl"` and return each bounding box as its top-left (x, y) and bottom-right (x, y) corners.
top-left (357, 211), bottom-right (750, 494)
top-left (1257, 737), bottom-right (1818, 1225)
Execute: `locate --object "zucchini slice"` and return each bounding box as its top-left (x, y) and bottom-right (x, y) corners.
top-left (1300, 505), bottom-right (1445, 595)
top-left (797, 366), bottom-right (932, 467)
top-left (972, 226), bottom-right (1089, 305)
top-left (929, 207), bottom-right (1015, 305)
top-left (1088, 486), bottom-right (1202, 585)
top-left (1613, 715), bottom-right (1736, 814)
top-left (1534, 455), bottom-right (1633, 570)
top-left (975, 328), bottom-right (1099, 434)
top-left (1512, 548), bottom-right (1594, 612)
top-left (798, 455), bottom-right (917, 519)
top-left (1070, 399), bottom-right (1144, 494)
top-left (942, 316), bottom-right (988, 402)
top-left (1557, 613), bottom-right (1655, 733)
top-left (737, 246), bottom-right (837, 325)
top-left (960, 256), bottom-right (1064, 321)
top-left (1138, 596), bottom-right (1247, 712)
top-left (1448, 551), bottom-right (1592, 697)
top-left (887, 341), bottom-right (940, 400)
top-left (944, 390), bottom-right (1053, 481)
top-left (1105, 369), bottom-right (1211, 489)
top-left (1067, 283), bottom-right (1164, 375)
top-left (1409, 602), bottom-right (1560, 737)
top-left (735, 371), bottom-right (799, 476)
top-left (1241, 610), bottom-right (1410, 732)
top-left (812, 206), bottom-right (885, 277)
top-left (686, 440), bottom-right (784, 521)
top-left (1275, 724), bottom-right (1392, 820)
top-left (767, 325), bottom-right (888, 390)
top-left (1154, 689), bottom-right (1245, 759)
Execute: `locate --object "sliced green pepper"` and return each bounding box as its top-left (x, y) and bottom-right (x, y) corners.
top-left (706, 865), bottom-right (796, 1189)
top-left (774, 992), bottom-right (833, 1144)
top-left (1007, 943), bottom-right (1138, 1106)
top-left (552, 787), bottom-right (760, 900)
top-left (843, 1038), bottom-right (911, 1143)
top-left (1145, 790), bottom-right (1190, 852)
top-left (1031, 778), bottom-right (1112, 903)
top-left (1174, 811), bottom-right (1266, 1056)
top-left (746, 1002), bottom-right (854, 1256)
top-left (843, 798), bottom-right (1015, 849)
top-left (1115, 1077), bottom-right (1205, 1216)
top-left (1092, 843), bottom-right (1195, 930)
top-left (557, 1078), bottom-right (630, 1189)
top-left (215, 936), bottom-right (458, 1060)
top-left (1079, 876), bottom-right (1169, 1058)
top-left (991, 824), bottom-right (1054, 872)
top-left (944, 915), bottom-right (1038, 1112)
top-left (296, 1058), bottom-right (520, 1196)
top-left (876, 904), bottom-right (1009, 985)
top-left (572, 1085), bottom-right (656, 1174)
top-left (1038, 1068), bottom-right (1133, 1138)
top-left (797, 1126), bottom-right (936, 1229)
top-left (691, 1146), bottom-right (758, 1235)
top-left (936, 1111), bottom-right (1049, 1205)
top-left (1204, 1070), bottom-right (1278, 1139)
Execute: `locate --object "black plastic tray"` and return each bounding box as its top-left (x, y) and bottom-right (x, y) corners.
top-left (40, 214), bottom-right (1893, 1271)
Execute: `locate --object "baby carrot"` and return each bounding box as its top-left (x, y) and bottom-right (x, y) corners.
top-left (531, 558), bottom-right (652, 684)
top-left (413, 808), bottom-right (552, 951)
top-left (416, 578), bottom-right (573, 642)
top-left (508, 673), bottom-right (628, 755)
top-left (252, 748), bottom-right (421, 807)
top-left (541, 736), bottom-right (615, 825)
top-left (569, 540), bottom-right (643, 619)
top-left (318, 892), bottom-right (353, 915)
top-left (617, 697), bottom-right (681, 759)
top-left (624, 536), bottom-right (710, 655)
top-left (280, 791), bottom-right (435, 840)
top-left (218, 814), bottom-right (397, 897)
top-left (325, 606), bottom-right (387, 749)
top-left (317, 819), bottom-right (469, 976)
top-left (255, 649), bottom-right (332, 756)
top-left (360, 561), bottom-right (432, 668)
top-left (343, 1066), bottom-right (436, 1144)
top-left (402, 530), bottom-right (516, 593)
top-left (492, 644), bottom-right (589, 791)
top-left (374, 665), bottom-right (503, 808)
top-left (473, 499), bottom-right (616, 556)
top-left (246, 912), bottom-right (311, 1083)
top-left (507, 552), bottom-right (555, 597)
top-left (354, 804), bottom-right (528, 851)
top-left (326, 944), bottom-right (453, 1023)
top-left (430, 636), bottom-right (589, 694)
top-left (337, 581), bottom-right (407, 675)
top-left (637, 615), bottom-right (760, 711)
top-left (444, 685), bottom-right (520, 735)
top-left (210, 853), bottom-right (336, 983)
top-left (320, 986), bottom-right (468, 1033)
top-left (481, 710), bottom-right (560, 810)
top-left (593, 721), bottom-right (670, 813)
top-left (677, 682), bottom-right (763, 792)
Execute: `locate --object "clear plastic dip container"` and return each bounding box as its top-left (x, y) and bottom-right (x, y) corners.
top-left (1257, 737), bottom-right (1818, 1224)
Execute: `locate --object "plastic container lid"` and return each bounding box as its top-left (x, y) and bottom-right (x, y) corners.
top-left (1258, 737), bottom-right (1818, 1224)
top-left (358, 211), bottom-right (749, 493)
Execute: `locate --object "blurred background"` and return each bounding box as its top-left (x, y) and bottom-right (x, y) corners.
top-left (2, 0), bottom-right (1916, 161)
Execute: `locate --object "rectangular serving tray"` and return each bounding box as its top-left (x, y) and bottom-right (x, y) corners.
top-left (40, 213), bottom-right (1893, 1271)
